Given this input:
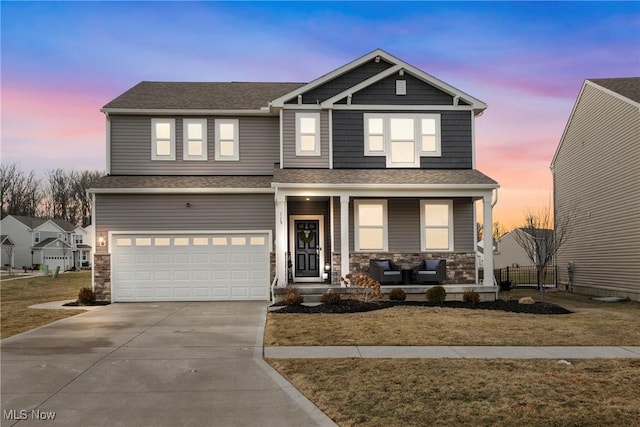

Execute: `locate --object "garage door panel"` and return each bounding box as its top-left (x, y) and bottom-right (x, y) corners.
top-left (112, 232), bottom-right (269, 302)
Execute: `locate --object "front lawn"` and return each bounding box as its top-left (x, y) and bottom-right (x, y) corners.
top-left (1, 272), bottom-right (89, 338)
top-left (268, 358), bottom-right (640, 427)
top-left (265, 290), bottom-right (640, 346)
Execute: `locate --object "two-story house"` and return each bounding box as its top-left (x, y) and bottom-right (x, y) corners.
top-left (0, 215), bottom-right (89, 272)
top-left (89, 49), bottom-right (499, 302)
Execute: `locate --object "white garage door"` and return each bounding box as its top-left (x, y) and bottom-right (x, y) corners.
top-left (111, 232), bottom-right (270, 302)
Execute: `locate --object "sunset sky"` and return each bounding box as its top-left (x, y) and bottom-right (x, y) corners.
top-left (2, 1), bottom-right (639, 227)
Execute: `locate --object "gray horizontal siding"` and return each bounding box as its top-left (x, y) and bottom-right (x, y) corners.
top-left (95, 194), bottom-right (274, 253)
top-left (290, 59), bottom-right (394, 104)
top-left (109, 115), bottom-right (279, 175)
top-left (348, 73), bottom-right (453, 105)
top-left (282, 110), bottom-right (330, 168)
top-left (554, 83), bottom-right (640, 297)
top-left (332, 197), bottom-right (474, 253)
top-left (332, 110), bottom-right (472, 169)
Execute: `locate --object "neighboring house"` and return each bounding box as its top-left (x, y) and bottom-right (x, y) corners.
top-left (1, 235), bottom-right (16, 268)
top-left (551, 77), bottom-right (640, 301)
top-left (0, 215), bottom-right (93, 271)
top-left (72, 225), bottom-right (94, 268)
top-left (481, 228), bottom-right (554, 269)
top-left (89, 49), bottom-right (499, 302)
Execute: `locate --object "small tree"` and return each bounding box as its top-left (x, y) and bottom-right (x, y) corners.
top-left (513, 205), bottom-right (574, 302)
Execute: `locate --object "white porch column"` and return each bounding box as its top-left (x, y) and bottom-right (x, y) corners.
top-left (340, 195), bottom-right (350, 284)
top-left (482, 194), bottom-right (494, 286)
top-left (275, 193), bottom-right (288, 286)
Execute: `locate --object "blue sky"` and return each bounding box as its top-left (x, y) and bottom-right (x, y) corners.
top-left (2, 1), bottom-right (639, 225)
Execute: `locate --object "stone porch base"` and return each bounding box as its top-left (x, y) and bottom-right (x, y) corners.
top-left (274, 284), bottom-right (498, 303)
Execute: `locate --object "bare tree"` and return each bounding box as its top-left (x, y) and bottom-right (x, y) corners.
top-left (513, 205), bottom-right (574, 302)
top-left (71, 170), bottom-right (104, 226)
top-left (477, 221), bottom-right (508, 243)
top-left (1, 163), bottom-right (43, 218)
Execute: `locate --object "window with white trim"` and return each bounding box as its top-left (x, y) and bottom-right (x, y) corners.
top-left (74, 235), bottom-right (83, 244)
top-left (215, 119), bottom-right (239, 161)
top-left (354, 200), bottom-right (388, 252)
top-left (34, 232), bottom-right (40, 244)
top-left (183, 118), bottom-right (207, 160)
top-left (151, 118), bottom-right (176, 160)
top-left (295, 112), bottom-right (321, 156)
top-left (364, 113), bottom-right (441, 167)
top-left (421, 200), bottom-right (453, 251)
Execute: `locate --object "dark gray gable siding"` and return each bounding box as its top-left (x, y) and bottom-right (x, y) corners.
top-left (332, 197), bottom-right (474, 253)
top-left (95, 194), bottom-right (275, 254)
top-left (332, 110), bottom-right (472, 169)
top-left (285, 59), bottom-right (394, 104)
top-left (109, 115), bottom-right (279, 175)
top-left (346, 73), bottom-right (454, 105)
top-left (282, 109), bottom-right (330, 168)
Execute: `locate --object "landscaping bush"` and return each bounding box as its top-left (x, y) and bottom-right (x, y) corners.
top-left (284, 290), bottom-right (304, 306)
top-left (389, 288), bottom-right (406, 301)
top-left (463, 290), bottom-right (480, 305)
top-left (499, 280), bottom-right (512, 291)
top-left (320, 291), bottom-right (341, 305)
top-left (426, 285), bottom-right (446, 304)
top-left (78, 287), bottom-right (96, 305)
top-left (340, 273), bottom-right (382, 302)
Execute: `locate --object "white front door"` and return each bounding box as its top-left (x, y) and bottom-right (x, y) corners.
top-left (111, 232), bottom-right (271, 302)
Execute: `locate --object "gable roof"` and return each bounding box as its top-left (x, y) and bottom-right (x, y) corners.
top-left (270, 49), bottom-right (487, 113)
top-left (1, 235), bottom-right (15, 246)
top-left (7, 215), bottom-right (76, 232)
top-left (33, 237), bottom-right (72, 249)
top-left (589, 78), bottom-right (640, 104)
top-left (551, 77), bottom-right (640, 169)
top-left (102, 82), bottom-right (304, 112)
top-left (518, 228), bottom-right (554, 240)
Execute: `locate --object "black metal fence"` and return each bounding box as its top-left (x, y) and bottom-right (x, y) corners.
top-left (479, 266), bottom-right (557, 288)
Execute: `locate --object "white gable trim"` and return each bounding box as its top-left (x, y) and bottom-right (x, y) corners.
top-left (320, 65), bottom-right (403, 107)
top-left (35, 220), bottom-right (68, 234)
top-left (551, 79), bottom-right (640, 170)
top-left (271, 48), bottom-right (487, 112)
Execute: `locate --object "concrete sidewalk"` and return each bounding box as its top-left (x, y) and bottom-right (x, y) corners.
top-left (265, 345), bottom-right (640, 359)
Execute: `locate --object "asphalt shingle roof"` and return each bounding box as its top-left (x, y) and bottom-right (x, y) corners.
top-left (33, 237), bottom-right (71, 249)
top-left (589, 78), bottom-right (640, 104)
top-left (103, 82), bottom-right (305, 110)
top-left (10, 215), bottom-right (76, 232)
top-left (90, 175), bottom-right (274, 190)
top-left (272, 168), bottom-right (498, 186)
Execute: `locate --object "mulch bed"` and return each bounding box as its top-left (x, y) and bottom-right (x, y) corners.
top-left (271, 299), bottom-right (572, 315)
top-left (63, 300), bottom-right (111, 307)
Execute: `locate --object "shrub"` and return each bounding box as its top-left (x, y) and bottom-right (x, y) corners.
top-left (426, 285), bottom-right (446, 304)
top-left (283, 290), bottom-right (304, 306)
top-left (463, 290), bottom-right (480, 305)
top-left (320, 291), bottom-right (341, 305)
top-left (78, 287), bottom-right (96, 305)
top-left (340, 273), bottom-right (382, 302)
top-left (388, 288), bottom-right (406, 301)
top-left (499, 280), bottom-right (512, 291)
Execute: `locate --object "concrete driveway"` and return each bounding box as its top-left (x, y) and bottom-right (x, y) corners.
top-left (1, 302), bottom-right (335, 427)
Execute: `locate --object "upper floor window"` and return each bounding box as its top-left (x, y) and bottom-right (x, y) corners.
top-left (183, 119), bottom-right (207, 161)
top-left (420, 200), bottom-right (453, 251)
top-left (364, 113), bottom-right (441, 167)
top-left (151, 118), bottom-right (176, 160)
top-left (34, 232), bottom-right (40, 244)
top-left (74, 235), bottom-right (83, 244)
top-left (354, 200), bottom-right (388, 252)
top-left (215, 119), bottom-right (239, 161)
top-left (295, 112), bottom-right (320, 156)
